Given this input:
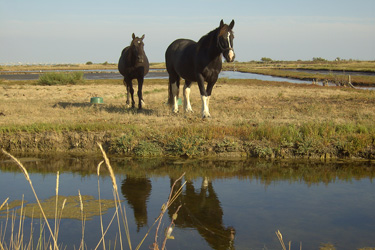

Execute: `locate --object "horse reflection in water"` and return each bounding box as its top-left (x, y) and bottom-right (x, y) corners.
top-left (121, 176), bottom-right (152, 232)
top-left (169, 177), bottom-right (236, 250)
top-left (120, 174), bottom-right (235, 249)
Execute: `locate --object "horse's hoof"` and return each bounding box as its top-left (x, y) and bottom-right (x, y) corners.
top-left (202, 111), bottom-right (211, 119)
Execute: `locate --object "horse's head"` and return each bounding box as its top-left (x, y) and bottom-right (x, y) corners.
top-left (131, 33), bottom-right (146, 63)
top-left (217, 20), bottom-right (235, 62)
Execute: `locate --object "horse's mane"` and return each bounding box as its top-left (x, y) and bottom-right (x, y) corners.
top-left (197, 27), bottom-right (220, 49)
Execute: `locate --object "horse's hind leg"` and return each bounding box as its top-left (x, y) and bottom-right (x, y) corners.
top-left (183, 80), bottom-right (193, 113)
top-left (137, 77), bottom-right (145, 109)
top-left (168, 75), bottom-right (180, 113)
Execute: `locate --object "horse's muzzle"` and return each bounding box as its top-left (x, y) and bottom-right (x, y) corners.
top-left (223, 49), bottom-right (235, 63)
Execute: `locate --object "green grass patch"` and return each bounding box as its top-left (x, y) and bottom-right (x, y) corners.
top-left (1, 121), bottom-right (375, 159)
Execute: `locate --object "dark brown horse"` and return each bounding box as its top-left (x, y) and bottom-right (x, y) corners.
top-left (118, 33), bottom-right (149, 109)
top-left (165, 20), bottom-right (235, 118)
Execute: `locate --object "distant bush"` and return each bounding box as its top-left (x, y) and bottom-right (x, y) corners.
top-left (261, 57), bottom-right (273, 63)
top-left (86, 61), bottom-right (93, 65)
top-left (37, 71), bottom-right (85, 85)
top-left (312, 57), bottom-right (327, 62)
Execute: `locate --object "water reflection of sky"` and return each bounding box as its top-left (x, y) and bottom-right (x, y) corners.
top-left (0, 69), bottom-right (323, 84)
top-left (1, 158), bottom-right (375, 250)
top-left (1, 69), bottom-right (373, 90)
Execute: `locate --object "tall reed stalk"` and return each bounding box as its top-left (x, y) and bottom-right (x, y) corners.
top-left (1, 146), bottom-right (186, 250)
top-left (1, 149), bottom-right (59, 250)
top-left (97, 143), bottom-right (129, 250)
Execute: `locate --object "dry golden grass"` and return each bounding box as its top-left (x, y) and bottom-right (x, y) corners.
top-left (0, 78), bottom-right (374, 129)
top-left (1, 78), bottom-right (375, 158)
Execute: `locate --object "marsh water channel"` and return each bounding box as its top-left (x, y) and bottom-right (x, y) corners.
top-left (1, 156), bottom-right (374, 250)
top-left (0, 69), bottom-right (313, 85)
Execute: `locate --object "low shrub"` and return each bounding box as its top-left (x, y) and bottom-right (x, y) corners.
top-left (166, 135), bottom-right (205, 157)
top-left (134, 141), bottom-right (164, 157)
top-left (111, 134), bottom-right (136, 154)
top-left (37, 71), bottom-right (85, 85)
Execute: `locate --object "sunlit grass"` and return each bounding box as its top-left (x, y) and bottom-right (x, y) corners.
top-left (1, 76), bottom-right (375, 158)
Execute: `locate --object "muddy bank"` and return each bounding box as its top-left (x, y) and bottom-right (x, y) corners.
top-left (1, 131), bottom-right (374, 160)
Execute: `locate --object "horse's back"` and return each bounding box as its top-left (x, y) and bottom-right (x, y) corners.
top-left (166, 39), bottom-right (197, 81)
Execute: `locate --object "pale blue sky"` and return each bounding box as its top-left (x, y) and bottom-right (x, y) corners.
top-left (1, 0), bottom-right (374, 64)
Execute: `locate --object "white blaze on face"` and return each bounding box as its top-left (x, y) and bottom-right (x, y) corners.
top-left (227, 32), bottom-right (235, 62)
top-left (227, 33), bottom-right (232, 49)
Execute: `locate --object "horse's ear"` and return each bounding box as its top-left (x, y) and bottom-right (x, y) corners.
top-left (141, 34), bottom-right (145, 40)
top-left (229, 20), bottom-right (235, 29)
top-left (220, 19), bottom-right (224, 27)
top-left (132, 33), bottom-right (135, 40)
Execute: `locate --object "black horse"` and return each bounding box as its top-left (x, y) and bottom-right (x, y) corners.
top-left (118, 33), bottom-right (149, 109)
top-left (165, 20), bottom-right (235, 118)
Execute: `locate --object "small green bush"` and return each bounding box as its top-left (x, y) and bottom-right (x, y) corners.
top-left (37, 71), bottom-right (85, 85)
top-left (134, 141), bottom-right (163, 157)
top-left (166, 135), bottom-right (205, 157)
top-left (111, 134), bottom-right (136, 154)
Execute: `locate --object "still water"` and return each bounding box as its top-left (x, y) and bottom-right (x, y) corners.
top-left (0, 156), bottom-right (374, 250)
top-left (0, 69), bottom-right (312, 84)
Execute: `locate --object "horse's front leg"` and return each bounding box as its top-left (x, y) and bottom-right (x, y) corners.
top-left (137, 77), bottom-right (145, 109)
top-left (125, 78), bottom-right (135, 108)
top-left (203, 81), bottom-right (217, 118)
top-left (123, 79), bottom-right (130, 107)
top-left (197, 75), bottom-right (211, 118)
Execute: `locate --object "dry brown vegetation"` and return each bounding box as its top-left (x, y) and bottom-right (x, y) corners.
top-left (1, 78), bottom-right (374, 127)
top-left (1, 78), bottom-right (375, 158)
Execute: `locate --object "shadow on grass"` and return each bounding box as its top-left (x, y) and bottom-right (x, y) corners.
top-left (53, 102), bottom-right (155, 115)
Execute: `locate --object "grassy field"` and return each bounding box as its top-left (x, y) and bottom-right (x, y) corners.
top-left (1, 73), bottom-right (375, 159)
top-left (0, 62), bottom-right (165, 72)
top-left (223, 61), bottom-right (375, 86)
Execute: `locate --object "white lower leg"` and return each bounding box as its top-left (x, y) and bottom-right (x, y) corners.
top-left (202, 176), bottom-right (209, 189)
top-left (201, 95), bottom-right (211, 118)
top-left (183, 86), bottom-right (193, 112)
top-left (171, 83), bottom-right (179, 113)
